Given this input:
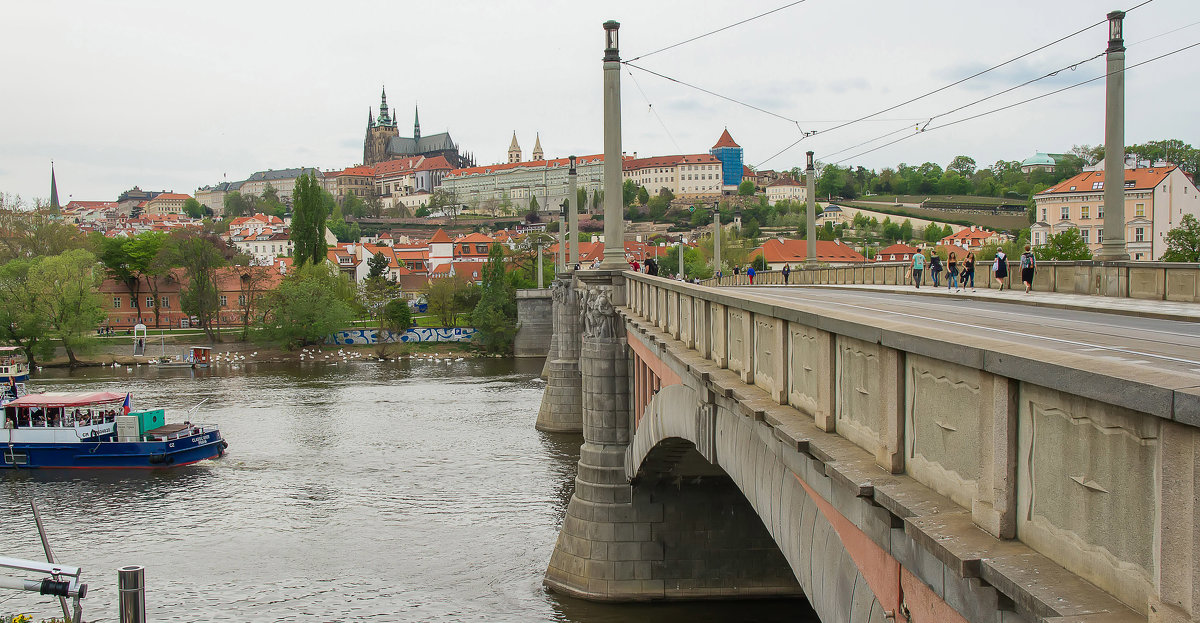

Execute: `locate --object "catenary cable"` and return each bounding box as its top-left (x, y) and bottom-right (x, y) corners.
top-left (625, 0), bottom-right (810, 63)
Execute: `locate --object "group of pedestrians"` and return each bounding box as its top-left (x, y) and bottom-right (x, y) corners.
top-left (911, 245), bottom-right (1037, 293)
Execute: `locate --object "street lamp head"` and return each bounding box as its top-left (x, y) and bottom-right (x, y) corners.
top-left (806, 151), bottom-right (815, 170)
top-left (559, 199), bottom-right (568, 217)
top-left (1107, 10), bottom-right (1125, 52)
top-left (569, 155), bottom-right (577, 175)
top-left (603, 21), bottom-right (620, 61)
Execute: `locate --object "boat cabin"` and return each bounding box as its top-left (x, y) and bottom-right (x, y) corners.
top-left (4, 392), bottom-right (126, 430)
top-left (187, 347), bottom-right (212, 366)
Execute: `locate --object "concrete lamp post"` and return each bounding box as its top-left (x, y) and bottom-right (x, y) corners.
top-left (599, 21), bottom-right (627, 270)
top-left (568, 155), bottom-right (579, 269)
top-left (805, 150), bottom-right (817, 266)
top-left (713, 201), bottom-right (722, 278)
top-left (558, 199), bottom-right (568, 271)
top-left (1097, 9), bottom-right (1129, 261)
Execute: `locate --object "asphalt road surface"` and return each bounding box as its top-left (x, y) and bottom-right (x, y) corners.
top-left (726, 286), bottom-right (1200, 377)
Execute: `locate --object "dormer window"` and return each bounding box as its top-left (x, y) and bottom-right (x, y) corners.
top-left (1091, 181), bottom-right (1104, 190)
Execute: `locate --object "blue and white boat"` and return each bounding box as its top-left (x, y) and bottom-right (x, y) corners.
top-left (1, 391), bottom-right (227, 469)
top-left (0, 346), bottom-right (30, 384)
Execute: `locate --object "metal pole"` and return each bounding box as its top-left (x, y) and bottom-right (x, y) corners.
top-left (31, 502), bottom-right (72, 622)
top-left (600, 21), bottom-right (626, 269)
top-left (1097, 10), bottom-right (1128, 261)
top-left (805, 151), bottom-right (817, 265)
top-left (713, 203), bottom-right (721, 277)
top-left (118, 566), bottom-right (145, 623)
top-left (569, 156), bottom-right (579, 268)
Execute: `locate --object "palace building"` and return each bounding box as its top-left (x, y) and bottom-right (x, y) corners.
top-left (362, 87), bottom-right (475, 169)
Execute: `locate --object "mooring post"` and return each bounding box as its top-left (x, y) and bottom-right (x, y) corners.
top-left (117, 566), bottom-right (145, 623)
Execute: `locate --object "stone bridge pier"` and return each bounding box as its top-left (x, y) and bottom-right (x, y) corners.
top-left (537, 273), bottom-right (583, 432)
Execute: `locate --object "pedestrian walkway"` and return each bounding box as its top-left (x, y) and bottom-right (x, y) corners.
top-left (760, 283), bottom-right (1200, 322)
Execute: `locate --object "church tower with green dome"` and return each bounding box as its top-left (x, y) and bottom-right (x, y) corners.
top-left (364, 87), bottom-right (399, 166)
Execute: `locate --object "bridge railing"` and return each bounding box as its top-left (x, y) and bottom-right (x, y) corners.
top-left (701, 260), bottom-right (1200, 301)
top-left (624, 271), bottom-right (1199, 615)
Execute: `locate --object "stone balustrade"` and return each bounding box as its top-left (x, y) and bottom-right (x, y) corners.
top-left (624, 271), bottom-right (1200, 619)
top-left (705, 260), bottom-right (1200, 302)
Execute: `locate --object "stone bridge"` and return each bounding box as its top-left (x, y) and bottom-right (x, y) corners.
top-left (537, 269), bottom-right (1200, 623)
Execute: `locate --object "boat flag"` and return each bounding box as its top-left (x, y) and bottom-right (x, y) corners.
top-left (122, 393), bottom-right (132, 415)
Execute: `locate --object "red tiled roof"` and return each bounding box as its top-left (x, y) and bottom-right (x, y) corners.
top-left (872, 243), bottom-right (921, 262)
top-left (456, 232), bottom-right (493, 244)
top-left (750, 239), bottom-right (867, 264)
top-left (712, 129), bottom-right (740, 149)
top-left (767, 176), bottom-right (801, 187)
top-left (447, 154), bottom-right (605, 178)
top-left (152, 193), bottom-right (192, 201)
top-left (429, 228), bottom-right (453, 243)
top-left (327, 165), bottom-right (376, 178)
top-left (415, 156), bottom-right (453, 171)
top-left (623, 154), bottom-right (720, 171)
top-left (374, 157), bottom-right (424, 176)
top-left (1040, 166), bottom-right (1176, 194)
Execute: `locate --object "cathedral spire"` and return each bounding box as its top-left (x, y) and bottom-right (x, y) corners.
top-left (49, 161), bottom-right (60, 211)
top-left (532, 132), bottom-right (544, 161)
top-left (508, 131), bottom-right (522, 164)
top-left (414, 104), bottom-right (421, 143)
top-left (378, 86), bottom-right (391, 125)
top-left (368, 107), bottom-right (374, 128)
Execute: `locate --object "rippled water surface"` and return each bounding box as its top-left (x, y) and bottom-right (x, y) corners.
top-left (1, 359), bottom-right (810, 622)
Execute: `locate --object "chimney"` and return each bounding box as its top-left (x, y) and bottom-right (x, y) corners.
top-left (971, 225), bottom-right (976, 232)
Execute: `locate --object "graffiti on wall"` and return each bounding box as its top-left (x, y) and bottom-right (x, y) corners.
top-left (328, 327), bottom-right (477, 345)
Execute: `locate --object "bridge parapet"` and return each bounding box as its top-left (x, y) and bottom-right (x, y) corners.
top-left (624, 272), bottom-right (1200, 621)
top-left (704, 260), bottom-right (1200, 302)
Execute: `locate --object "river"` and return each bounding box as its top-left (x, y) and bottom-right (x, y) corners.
top-left (1, 359), bottom-right (813, 622)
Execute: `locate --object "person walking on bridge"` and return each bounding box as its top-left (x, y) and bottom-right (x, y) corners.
top-left (747, 265), bottom-right (756, 285)
top-left (1020, 245), bottom-right (1037, 293)
top-left (929, 252), bottom-right (943, 287)
top-left (962, 251), bottom-right (976, 291)
top-left (993, 249), bottom-right (1009, 291)
top-left (782, 263), bottom-right (791, 285)
top-left (911, 247), bottom-right (926, 288)
top-left (947, 251), bottom-right (959, 292)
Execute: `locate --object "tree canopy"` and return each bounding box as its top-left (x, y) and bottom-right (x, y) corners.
top-left (258, 262), bottom-right (355, 348)
top-left (1034, 229), bottom-right (1092, 261)
top-left (291, 173), bottom-right (328, 266)
top-left (1161, 214), bottom-right (1200, 262)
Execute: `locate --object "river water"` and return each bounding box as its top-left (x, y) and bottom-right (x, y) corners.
top-left (1, 359), bottom-right (812, 622)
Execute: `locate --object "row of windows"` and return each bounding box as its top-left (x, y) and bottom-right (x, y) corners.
top-left (112, 295), bottom-right (251, 309)
top-left (1049, 203), bottom-right (1147, 221)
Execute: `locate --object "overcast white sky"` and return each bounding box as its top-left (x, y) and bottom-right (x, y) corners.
top-left (2, 0), bottom-right (1197, 203)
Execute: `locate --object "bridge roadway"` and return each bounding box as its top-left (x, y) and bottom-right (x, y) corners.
top-left (728, 286), bottom-right (1200, 377)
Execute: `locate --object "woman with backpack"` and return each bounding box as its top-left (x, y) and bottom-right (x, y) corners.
top-left (1020, 245), bottom-right (1037, 293)
top-left (993, 249), bottom-right (1009, 291)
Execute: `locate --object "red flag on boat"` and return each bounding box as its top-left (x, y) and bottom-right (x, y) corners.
top-left (122, 393), bottom-right (132, 415)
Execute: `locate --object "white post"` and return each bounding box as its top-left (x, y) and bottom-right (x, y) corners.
top-left (1097, 10), bottom-right (1129, 261)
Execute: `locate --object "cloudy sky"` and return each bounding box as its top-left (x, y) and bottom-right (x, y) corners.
top-left (2, 0), bottom-right (1197, 203)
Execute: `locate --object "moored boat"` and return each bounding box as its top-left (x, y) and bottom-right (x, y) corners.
top-left (0, 391), bottom-right (227, 469)
top-left (0, 346), bottom-right (31, 384)
top-left (155, 346), bottom-right (212, 369)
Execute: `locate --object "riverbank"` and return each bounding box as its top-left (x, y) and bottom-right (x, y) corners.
top-left (39, 338), bottom-right (488, 368)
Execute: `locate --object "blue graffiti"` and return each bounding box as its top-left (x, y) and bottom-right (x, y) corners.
top-left (328, 327), bottom-right (477, 345)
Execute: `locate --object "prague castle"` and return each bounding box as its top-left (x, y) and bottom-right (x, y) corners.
top-left (363, 87), bottom-right (474, 169)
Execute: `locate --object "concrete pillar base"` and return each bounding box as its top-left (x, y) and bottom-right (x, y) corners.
top-left (536, 358), bottom-right (582, 432)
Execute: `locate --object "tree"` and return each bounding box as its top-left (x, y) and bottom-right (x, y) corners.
top-left (366, 252), bottom-right (390, 280)
top-left (899, 219), bottom-right (914, 242)
top-left (751, 254), bottom-right (768, 272)
top-left (97, 231), bottom-right (167, 328)
top-left (173, 235), bottom-right (226, 342)
top-left (29, 250), bottom-right (106, 367)
top-left (1035, 228), bottom-right (1092, 261)
top-left (947, 155), bottom-right (977, 177)
top-left (0, 258), bottom-right (54, 366)
top-left (234, 266), bottom-right (273, 341)
top-left (291, 173), bottom-right (327, 266)
top-left (529, 196), bottom-right (540, 212)
top-left (182, 197), bottom-right (204, 219)
top-left (737, 180), bottom-right (757, 196)
top-left (637, 186), bottom-right (650, 206)
top-left (414, 206), bottom-right (431, 218)
top-left (258, 263), bottom-right (355, 348)
top-left (223, 192), bottom-right (252, 218)
top-left (470, 243), bottom-right (517, 354)
top-left (622, 179), bottom-right (639, 207)
top-left (425, 275), bottom-right (471, 327)
top-left (359, 272), bottom-right (402, 355)
top-left (1161, 214), bottom-right (1200, 262)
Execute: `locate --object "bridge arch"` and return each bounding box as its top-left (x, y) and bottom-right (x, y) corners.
top-left (628, 383), bottom-right (891, 623)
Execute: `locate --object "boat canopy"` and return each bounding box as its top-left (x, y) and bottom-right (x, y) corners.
top-left (7, 392), bottom-right (126, 408)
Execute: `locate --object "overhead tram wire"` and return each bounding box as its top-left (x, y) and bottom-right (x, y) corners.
top-left (625, 66), bottom-right (683, 153)
top-left (828, 39), bottom-right (1200, 166)
top-left (625, 0), bottom-right (810, 63)
top-left (755, 0), bottom-right (1157, 167)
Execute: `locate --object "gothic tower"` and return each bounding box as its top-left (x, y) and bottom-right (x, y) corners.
top-left (414, 105), bottom-right (421, 145)
top-left (363, 87), bottom-right (399, 166)
top-left (49, 161), bottom-right (60, 210)
top-left (508, 131), bottom-right (522, 164)
top-left (532, 133), bottom-right (544, 161)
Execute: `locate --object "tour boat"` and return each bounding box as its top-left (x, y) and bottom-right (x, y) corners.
top-left (155, 346), bottom-right (212, 369)
top-left (0, 391), bottom-right (227, 469)
top-left (0, 347), bottom-right (30, 383)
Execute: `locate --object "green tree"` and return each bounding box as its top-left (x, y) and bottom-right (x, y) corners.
top-left (737, 179), bottom-right (756, 196)
top-left (751, 254), bottom-right (768, 272)
top-left (182, 197), bottom-right (205, 219)
top-left (470, 243), bottom-right (517, 354)
top-left (291, 173), bottom-right (327, 266)
top-left (415, 206), bottom-right (431, 218)
top-left (223, 192), bottom-right (252, 218)
top-left (29, 249), bottom-right (106, 367)
top-left (899, 219), bottom-right (914, 241)
top-left (172, 235), bottom-right (227, 342)
top-left (383, 299), bottom-right (413, 333)
top-left (529, 195), bottom-right (540, 212)
top-left (947, 155), bottom-right (977, 177)
top-left (259, 262), bottom-right (355, 348)
top-left (1035, 229), bottom-right (1092, 261)
top-left (1161, 214), bottom-right (1200, 262)
top-left (425, 275), bottom-right (470, 327)
top-left (366, 252), bottom-right (390, 280)
top-left (637, 186), bottom-right (650, 206)
top-left (622, 178), bottom-right (639, 207)
top-left (0, 258), bottom-right (55, 365)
